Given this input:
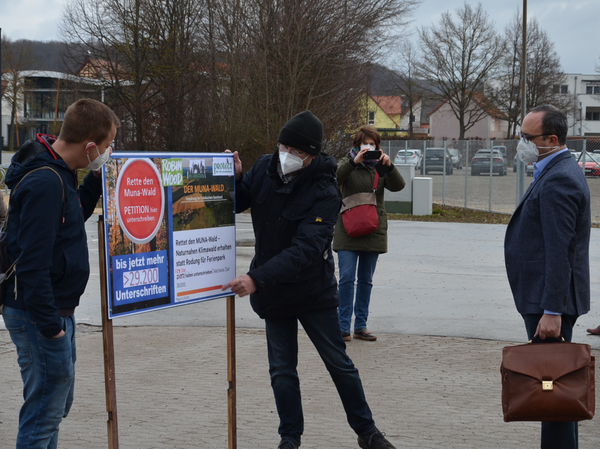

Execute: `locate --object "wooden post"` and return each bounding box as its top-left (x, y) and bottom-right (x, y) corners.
top-left (227, 295), bottom-right (237, 449)
top-left (98, 215), bottom-right (119, 449)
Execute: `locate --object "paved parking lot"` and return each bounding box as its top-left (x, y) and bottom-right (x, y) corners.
top-left (1, 326), bottom-right (599, 448)
top-left (423, 168), bottom-right (600, 222)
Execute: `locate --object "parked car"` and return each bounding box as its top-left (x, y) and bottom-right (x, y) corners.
top-left (578, 152), bottom-right (600, 177)
top-left (525, 162), bottom-right (534, 176)
top-left (421, 148), bottom-right (453, 175)
top-left (447, 148), bottom-right (463, 169)
top-left (492, 145), bottom-right (508, 159)
top-left (471, 149), bottom-right (507, 176)
top-left (571, 151), bottom-right (581, 160)
top-left (394, 149), bottom-right (422, 169)
top-left (513, 154), bottom-right (532, 174)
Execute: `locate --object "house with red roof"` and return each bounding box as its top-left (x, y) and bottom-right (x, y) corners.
top-left (428, 92), bottom-right (509, 140)
top-left (359, 94), bottom-right (428, 137)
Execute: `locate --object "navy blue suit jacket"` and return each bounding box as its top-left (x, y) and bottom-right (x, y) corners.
top-left (504, 151), bottom-right (591, 317)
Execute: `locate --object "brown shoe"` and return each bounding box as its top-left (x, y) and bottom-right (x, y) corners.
top-left (587, 326), bottom-right (600, 335)
top-left (342, 332), bottom-right (352, 341)
top-left (353, 328), bottom-right (377, 341)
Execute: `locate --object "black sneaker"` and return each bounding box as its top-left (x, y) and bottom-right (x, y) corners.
top-left (278, 440), bottom-right (300, 449)
top-left (342, 332), bottom-right (352, 341)
top-left (357, 431), bottom-right (396, 449)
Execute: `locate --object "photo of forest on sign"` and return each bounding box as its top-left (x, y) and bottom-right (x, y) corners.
top-left (171, 159), bottom-right (235, 232)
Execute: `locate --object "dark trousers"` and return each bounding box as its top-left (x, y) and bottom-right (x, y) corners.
top-left (265, 307), bottom-right (376, 446)
top-left (522, 313), bottom-right (579, 449)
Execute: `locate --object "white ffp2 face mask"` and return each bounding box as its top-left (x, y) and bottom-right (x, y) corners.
top-left (279, 150), bottom-right (308, 175)
top-left (85, 142), bottom-right (111, 171)
top-left (516, 139), bottom-right (561, 163)
top-left (516, 139), bottom-right (539, 163)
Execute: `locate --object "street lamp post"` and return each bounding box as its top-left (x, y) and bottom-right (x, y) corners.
top-left (517, 0), bottom-right (527, 202)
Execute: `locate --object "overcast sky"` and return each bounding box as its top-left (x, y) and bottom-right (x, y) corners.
top-left (1, 0), bottom-right (598, 74)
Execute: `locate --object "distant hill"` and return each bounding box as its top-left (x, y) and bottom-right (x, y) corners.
top-left (2, 40), bottom-right (82, 73)
top-left (4, 40), bottom-right (441, 123)
top-left (9, 40), bottom-right (406, 90)
top-left (367, 63), bottom-right (403, 95)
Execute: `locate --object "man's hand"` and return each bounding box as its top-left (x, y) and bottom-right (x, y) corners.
top-left (53, 330), bottom-right (66, 338)
top-left (222, 275), bottom-right (257, 297)
top-left (225, 149), bottom-right (242, 180)
top-left (535, 314), bottom-right (562, 340)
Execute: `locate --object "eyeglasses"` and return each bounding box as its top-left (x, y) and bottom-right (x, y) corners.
top-left (279, 144), bottom-right (305, 158)
top-left (520, 132), bottom-right (548, 143)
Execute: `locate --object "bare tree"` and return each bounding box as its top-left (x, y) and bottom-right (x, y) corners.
top-left (390, 41), bottom-right (423, 139)
top-left (1, 37), bottom-right (37, 151)
top-left (203, 0), bottom-right (419, 162)
top-left (59, 0), bottom-right (418, 162)
top-left (196, 0), bottom-right (265, 165)
top-left (417, 2), bottom-right (505, 140)
top-left (60, 0), bottom-right (205, 152)
top-left (493, 12), bottom-right (570, 138)
top-left (142, 0), bottom-right (207, 152)
top-left (492, 11), bottom-right (522, 139)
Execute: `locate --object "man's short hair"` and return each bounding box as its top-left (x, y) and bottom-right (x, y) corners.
top-left (352, 126), bottom-right (381, 150)
top-left (59, 98), bottom-right (119, 144)
top-left (530, 105), bottom-right (568, 145)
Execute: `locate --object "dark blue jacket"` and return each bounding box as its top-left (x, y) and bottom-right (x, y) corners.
top-left (3, 134), bottom-right (102, 337)
top-left (236, 151), bottom-right (341, 319)
top-left (504, 151), bottom-right (591, 316)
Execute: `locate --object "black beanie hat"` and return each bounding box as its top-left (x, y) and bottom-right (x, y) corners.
top-left (278, 111), bottom-right (323, 155)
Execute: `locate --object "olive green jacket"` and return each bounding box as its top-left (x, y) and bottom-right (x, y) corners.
top-left (333, 155), bottom-right (405, 253)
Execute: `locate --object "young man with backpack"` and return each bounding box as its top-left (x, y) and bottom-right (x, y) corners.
top-left (1, 98), bottom-right (118, 449)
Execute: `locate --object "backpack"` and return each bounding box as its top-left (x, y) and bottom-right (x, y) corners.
top-left (0, 167), bottom-right (65, 314)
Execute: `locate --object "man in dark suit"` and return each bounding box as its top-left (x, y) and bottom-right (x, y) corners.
top-left (504, 105), bottom-right (591, 449)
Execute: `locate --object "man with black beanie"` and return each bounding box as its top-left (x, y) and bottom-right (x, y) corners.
top-left (223, 111), bottom-right (397, 449)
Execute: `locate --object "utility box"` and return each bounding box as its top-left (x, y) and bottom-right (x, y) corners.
top-left (412, 177), bottom-right (432, 215)
top-left (385, 164), bottom-right (414, 214)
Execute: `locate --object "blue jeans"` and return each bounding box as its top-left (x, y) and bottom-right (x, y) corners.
top-left (265, 307), bottom-right (376, 445)
top-left (337, 250), bottom-right (379, 334)
top-left (523, 314), bottom-right (579, 449)
top-left (2, 306), bottom-right (76, 449)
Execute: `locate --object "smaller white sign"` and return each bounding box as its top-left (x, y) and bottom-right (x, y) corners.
top-left (212, 157), bottom-right (235, 176)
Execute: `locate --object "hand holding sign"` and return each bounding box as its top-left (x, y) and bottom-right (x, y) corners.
top-left (222, 275), bottom-right (256, 297)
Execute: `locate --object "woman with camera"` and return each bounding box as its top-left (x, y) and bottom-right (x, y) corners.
top-left (334, 126), bottom-right (405, 341)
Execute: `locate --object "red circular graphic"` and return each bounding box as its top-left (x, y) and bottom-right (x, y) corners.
top-left (116, 158), bottom-right (164, 244)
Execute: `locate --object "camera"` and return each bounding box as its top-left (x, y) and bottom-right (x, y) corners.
top-left (362, 150), bottom-right (382, 160)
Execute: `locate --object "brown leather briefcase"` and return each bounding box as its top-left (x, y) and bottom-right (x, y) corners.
top-left (501, 341), bottom-right (595, 422)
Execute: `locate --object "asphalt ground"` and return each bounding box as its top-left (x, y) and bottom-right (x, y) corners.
top-left (1, 215), bottom-right (600, 448)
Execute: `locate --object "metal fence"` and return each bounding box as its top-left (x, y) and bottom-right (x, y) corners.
top-left (381, 138), bottom-right (600, 223)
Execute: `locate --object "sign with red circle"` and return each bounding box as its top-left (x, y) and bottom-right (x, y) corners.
top-left (116, 158), bottom-right (165, 244)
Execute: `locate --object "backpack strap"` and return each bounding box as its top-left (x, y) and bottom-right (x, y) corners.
top-left (12, 166), bottom-right (66, 223)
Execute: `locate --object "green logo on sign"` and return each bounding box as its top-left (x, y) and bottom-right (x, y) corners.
top-left (161, 159), bottom-right (183, 186)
